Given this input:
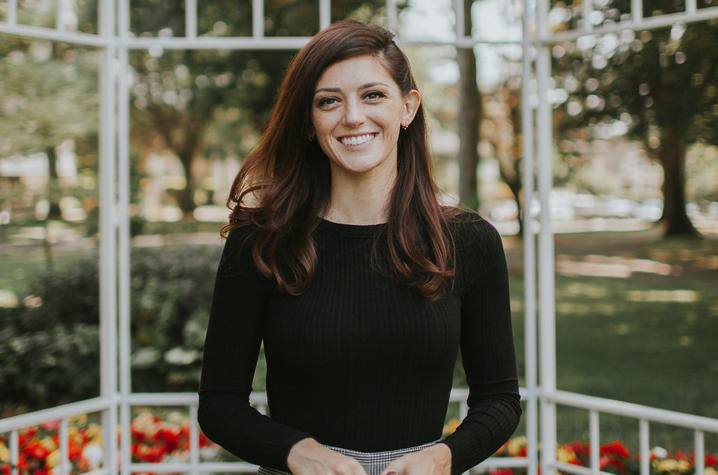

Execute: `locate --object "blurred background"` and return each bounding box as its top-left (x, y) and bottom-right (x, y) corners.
top-left (1, 0), bottom-right (717, 470)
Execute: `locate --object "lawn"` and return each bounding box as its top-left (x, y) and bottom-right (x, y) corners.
top-left (503, 227), bottom-right (718, 452)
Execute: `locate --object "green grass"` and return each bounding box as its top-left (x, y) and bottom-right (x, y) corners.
top-left (502, 229), bottom-right (718, 452)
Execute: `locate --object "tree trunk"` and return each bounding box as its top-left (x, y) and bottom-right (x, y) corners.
top-left (45, 145), bottom-right (62, 220)
top-left (175, 149), bottom-right (197, 219)
top-left (457, 0), bottom-right (481, 210)
top-left (659, 127), bottom-right (699, 237)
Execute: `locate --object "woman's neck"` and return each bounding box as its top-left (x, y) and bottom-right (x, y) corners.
top-left (323, 168), bottom-right (395, 225)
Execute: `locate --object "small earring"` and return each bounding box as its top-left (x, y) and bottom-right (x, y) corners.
top-left (401, 123), bottom-right (408, 130)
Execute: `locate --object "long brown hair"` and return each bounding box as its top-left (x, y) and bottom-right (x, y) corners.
top-left (223, 20), bottom-right (461, 300)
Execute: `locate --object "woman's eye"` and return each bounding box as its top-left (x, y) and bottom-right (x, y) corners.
top-left (365, 91), bottom-right (386, 100)
top-left (317, 97), bottom-right (338, 107)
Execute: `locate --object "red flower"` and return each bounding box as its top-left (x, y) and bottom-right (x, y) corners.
top-left (490, 470), bottom-right (514, 475)
top-left (600, 456), bottom-right (627, 474)
top-left (706, 454), bottom-right (718, 467)
top-left (518, 446), bottom-right (528, 457)
top-left (68, 438), bottom-right (83, 461)
top-left (23, 441), bottom-right (50, 461)
top-left (1, 465), bottom-right (10, 475)
top-left (153, 426), bottom-right (181, 453)
top-left (600, 441), bottom-right (631, 459)
top-left (18, 428), bottom-right (37, 447)
top-left (131, 426), bottom-right (147, 444)
top-left (674, 450), bottom-right (688, 461)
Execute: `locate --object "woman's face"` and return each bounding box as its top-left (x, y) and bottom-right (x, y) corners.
top-left (311, 54), bottom-right (420, 180)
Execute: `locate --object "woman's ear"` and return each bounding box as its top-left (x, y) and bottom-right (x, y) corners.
top-left (402, 89), bottom-right (421, 128)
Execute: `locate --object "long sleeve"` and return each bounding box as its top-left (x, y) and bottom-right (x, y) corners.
top-left (441, 219), bottom-right (522, 474)
top-left (198, 227), bottom-right (311, 471)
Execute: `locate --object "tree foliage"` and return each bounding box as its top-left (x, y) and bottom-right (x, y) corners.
top-left (551, 0), bottom-right (718, 235)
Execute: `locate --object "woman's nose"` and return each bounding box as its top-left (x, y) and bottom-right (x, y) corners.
top-left (342, 99), bottom-right (365, 126)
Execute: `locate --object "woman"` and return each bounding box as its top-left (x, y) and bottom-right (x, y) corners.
top-left (198, 20), bottom-right (521, 475)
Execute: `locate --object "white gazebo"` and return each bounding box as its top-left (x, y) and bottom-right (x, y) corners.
top-left (2, 1), bottom-right (718, 474)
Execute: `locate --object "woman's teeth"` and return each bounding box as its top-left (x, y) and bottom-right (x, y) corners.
top-left (340, 134), bottom-right (374, 146)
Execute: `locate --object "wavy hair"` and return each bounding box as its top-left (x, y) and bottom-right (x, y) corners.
top-left (223, 20), bottom-right (461, 300)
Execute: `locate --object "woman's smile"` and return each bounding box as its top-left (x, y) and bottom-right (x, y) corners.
top-left (338, 133), bottom-right (378, 147)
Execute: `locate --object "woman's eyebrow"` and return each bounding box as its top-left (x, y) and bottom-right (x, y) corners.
top-left (314, 82), bottom-right (390, 95)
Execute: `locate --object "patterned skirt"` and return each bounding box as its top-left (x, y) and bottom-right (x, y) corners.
top-left (256, 440), bottom-right (439, 475)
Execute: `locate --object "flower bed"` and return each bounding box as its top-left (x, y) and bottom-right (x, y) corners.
top-left (490, 436), bottom-right (718, 475)
top-left (3, 414), bottom-right (717, 475)
top-left (0, 410), bottom-right (220, 475)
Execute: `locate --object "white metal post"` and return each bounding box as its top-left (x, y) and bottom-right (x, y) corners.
top-left (695, 430), bottom-right (705, 475)
top-left (386, 0), bottom-right (398, 33)
top-left (639, 419), bottom-right (649, 475)
top-left (56, 0), bottom-right (65, 32)
top-left (99, 0), bottom-right (118, 472)
top-left (186, 0), bottom-right (197, 38)
top-left (536, 0), bottom-right (557, 472)
top-left (320, 0), bottom-right (331, 30)
top-left (7, 0), bottom-right (17, 25)
top-left (454, 0), bottom-right (465, 39)
top-left (117, 1), bottom-right (132, 475)
top-left (589, 410), bottom-right (600, 471)
top-left (632, 0), bottom-right (643, 24)
top-left (521, 0), bottom-right (538, 473)
top-left (252, 0), bottom-right (264, 38)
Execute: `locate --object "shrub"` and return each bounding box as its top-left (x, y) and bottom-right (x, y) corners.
top-left (0, 243), bottom-right (222, 413)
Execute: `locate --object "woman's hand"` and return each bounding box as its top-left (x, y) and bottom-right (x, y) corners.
top-left (287, 438), bottom-right (368, 475)
top-left (379, 443), bottom-right (451, 475)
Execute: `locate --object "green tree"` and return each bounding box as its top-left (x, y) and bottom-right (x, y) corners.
top-left (552, 1), bottom-right (718, 236)
top-left (0, 38), bottom-right (98, 220)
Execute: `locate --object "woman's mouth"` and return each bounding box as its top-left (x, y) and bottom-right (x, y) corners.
top-left (339, 133), bottom-right (377, 146)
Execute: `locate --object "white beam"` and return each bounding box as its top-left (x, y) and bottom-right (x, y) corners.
top-left (695, 430), bottom-right (705, 475)
top-left (454, 0), bottom-right (465, 39)
top-left (56, 0), bottom-right (65, 32)
top-left (521, 0), bottom-right (538, 474)
top-left (639, 420), bottom-right (650, 475)
top-left (386, 0), bottom-right (398, 33)
top-left (253, 0), bottom-right (264, 38)
top-left (582, 0), bottom-right (593, 32)
top-left (320, 0), bottom-right (331, 30)
top-left (7, 0), bottom-right (17, 25)
top-left (186, 0), bottom-right (197, 38)
top-left (536, 0), bottom-right (557, 473)
top-left (117, 24), bottom-right (132, 475)
top-left (589, 410), bottom-right (600, 471)
top-left (545, 6), bottom-right (718, 44)
top-left (632, 0), bottom-right (643, 23)
top-left (0, 23), bottom-right (111, 46)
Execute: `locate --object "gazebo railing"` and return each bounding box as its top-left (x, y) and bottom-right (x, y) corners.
top-left (3, 388), bottom-right (718, 474)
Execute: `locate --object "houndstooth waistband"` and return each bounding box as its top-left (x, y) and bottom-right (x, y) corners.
top-left (256, 440), bottom-right (440, 475)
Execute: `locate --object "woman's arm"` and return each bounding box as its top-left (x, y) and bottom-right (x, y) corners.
top-left (440, 219), bottom-right (522, 474)
top-left (198, 227), bottom-right (312, 470)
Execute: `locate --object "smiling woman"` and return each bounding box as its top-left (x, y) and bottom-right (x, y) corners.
top-left (198, 20), bottom-right (521, 475)
top-left (311, 55), bottom-right (421, 225)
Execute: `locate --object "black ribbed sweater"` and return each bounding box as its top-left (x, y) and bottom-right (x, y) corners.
top-left (198, 214), bottom-right (521, 474)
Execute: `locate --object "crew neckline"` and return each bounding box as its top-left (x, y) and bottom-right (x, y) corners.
top-left (317, 217), bottom-right (388, 238)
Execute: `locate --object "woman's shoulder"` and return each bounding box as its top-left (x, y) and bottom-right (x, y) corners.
top-left (446, 209), bottom-right (499, 239)
top-left (217, 222), bottom-right (262, 273)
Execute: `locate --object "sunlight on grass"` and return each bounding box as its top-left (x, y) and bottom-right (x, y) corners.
top-left (626, 289), bottom-right (699, 302)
